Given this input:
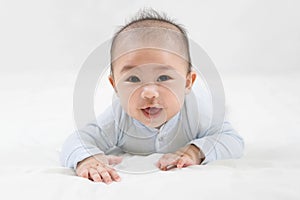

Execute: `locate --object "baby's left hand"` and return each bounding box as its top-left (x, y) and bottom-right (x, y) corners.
top-left (156, 144), bottom-right (205, 171)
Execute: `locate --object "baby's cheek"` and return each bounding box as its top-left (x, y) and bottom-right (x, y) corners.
top-left (161, 86), bottom-right (185, 108)
top-left (119, 89), bottom-right (140, 116)
top-left (164, 91), bottom-right (186, 121)
top-left (117, 84), bottom-right (138, 107)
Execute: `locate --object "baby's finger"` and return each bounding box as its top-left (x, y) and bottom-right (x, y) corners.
top-left (106, 167), bottom-right (121, 182)
top-left (157, 156), bottom-right (168, 170)
top-left (177, 156), bottom-right (193, 168)
top-left (89, 168), bottom-right (102, 182)
top-left (155, 161), bottom-right (161, 169)
top-left (97, 167), bottom-right (112, 184)
top-left (158, 154), bottom-right (180, 170)
top-left (77, 168), bottom-right (89, 178)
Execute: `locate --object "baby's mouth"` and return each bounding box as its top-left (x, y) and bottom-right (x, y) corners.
top-left (141, 107), bottom-right (163, 118)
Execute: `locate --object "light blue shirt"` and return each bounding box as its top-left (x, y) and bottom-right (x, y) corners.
top-left (60, 88), bottom-right (244, 169)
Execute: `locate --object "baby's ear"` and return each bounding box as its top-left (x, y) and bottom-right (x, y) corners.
top-left (185, 71), bottom-right (197, 94)
top-left (108, 75), bottom-right (118, 94)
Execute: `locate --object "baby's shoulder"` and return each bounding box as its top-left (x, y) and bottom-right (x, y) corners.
top-left (184, 88), bottom-right (213, 130)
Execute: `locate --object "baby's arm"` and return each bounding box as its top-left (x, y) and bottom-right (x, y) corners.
top-left (157, 121), bottom-right (243, 170)
top-left (160, 121), bottom-right (244, 169)
top-left (157, 88), bottom-right (244, 170)
top-left (60, 106), bottom-right (121, 182)
top-left (190, 121), bottom-right (244, 164)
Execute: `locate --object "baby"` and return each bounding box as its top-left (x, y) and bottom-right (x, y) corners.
top-left (60, 9), bottom-right (244, 184)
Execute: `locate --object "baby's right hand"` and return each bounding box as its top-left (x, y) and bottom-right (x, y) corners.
top-left (75, 154), bottom-right (123, 184)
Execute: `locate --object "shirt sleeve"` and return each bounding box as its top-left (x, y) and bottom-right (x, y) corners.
top-left (59, 106), bottom-right (118, 169)
top-left (189, 121), bottom-right (244, 164)
top-left (186, 84), bottom-right (244, 164)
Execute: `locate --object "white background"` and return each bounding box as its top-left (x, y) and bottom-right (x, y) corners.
top-left (0, 0), bottom-right (299, 161)
top-left (1, 1), bottom-right (300, 199)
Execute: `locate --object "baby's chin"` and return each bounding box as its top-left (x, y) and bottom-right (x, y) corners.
top-left (135, 115), bottom-right (167, 129)
top-left (141, 119), bottom-right (167, 129)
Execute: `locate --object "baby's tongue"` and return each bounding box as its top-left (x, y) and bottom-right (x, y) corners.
top-left (145, 107), bottom-right (161, 115)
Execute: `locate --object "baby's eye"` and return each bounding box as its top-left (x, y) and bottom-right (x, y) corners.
top-left (157, 75), bottom-right (171, 82)
top-left (126, 76), bottom-right (141, 83)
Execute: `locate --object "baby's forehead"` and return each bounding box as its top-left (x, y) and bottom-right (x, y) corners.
top-left (111, 26), bottom-right (189, 63)
top-left (112, 48), bottom-right (189, 74)
top-left (120, 63), bottom-right (177, 73)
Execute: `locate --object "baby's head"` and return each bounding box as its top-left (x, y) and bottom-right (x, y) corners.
top-left (109, 9), bottom-right (196, 128)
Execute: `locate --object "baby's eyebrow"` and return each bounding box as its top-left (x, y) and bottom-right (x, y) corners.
top-left (120, 65), bottom-right (137, 74)
top-left (153, 65), bottom-right (175, 71)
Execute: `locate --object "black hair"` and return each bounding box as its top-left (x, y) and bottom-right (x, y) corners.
top-left (110, 8), bottom-right (191, 74)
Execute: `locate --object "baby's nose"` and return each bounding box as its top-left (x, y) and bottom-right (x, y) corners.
top-left (141, 84), bottom-right (159, 99)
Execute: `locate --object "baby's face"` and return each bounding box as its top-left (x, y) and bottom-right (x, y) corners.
top-left (109, 49), bottom-right (196, 128)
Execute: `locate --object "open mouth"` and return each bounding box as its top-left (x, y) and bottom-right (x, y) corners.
top-left (141, 107), bottom-right (163, 118)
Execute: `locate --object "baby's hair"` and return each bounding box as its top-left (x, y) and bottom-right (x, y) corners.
top-left (110, 8), bottom-right (192, 74)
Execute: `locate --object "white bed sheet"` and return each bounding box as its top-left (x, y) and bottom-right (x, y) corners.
top-left (1, 70), bottom-right (299, 200)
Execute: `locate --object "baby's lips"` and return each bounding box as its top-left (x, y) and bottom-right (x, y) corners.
top-left (140, 106), bottom-right (164, 119)
top-left (145, 107), bottom-right (161, 115)
top-left (140, 104), bottom-right (163, 109)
